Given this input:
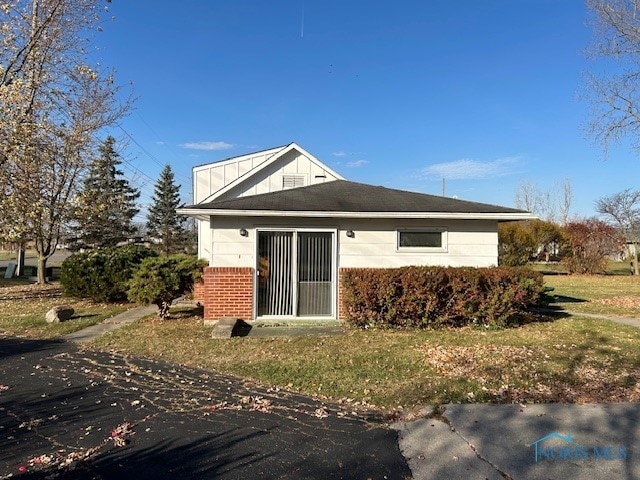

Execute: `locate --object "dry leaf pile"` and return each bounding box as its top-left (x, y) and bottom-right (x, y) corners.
top-left (420, 343), bottom-right (640, 403)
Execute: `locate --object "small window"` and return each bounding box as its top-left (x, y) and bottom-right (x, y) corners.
top-left (397, 230), bottom-right (446, 250)
top-left (283, 175), bottom-right (305, 189)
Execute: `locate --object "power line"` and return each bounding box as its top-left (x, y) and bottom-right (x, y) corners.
top-left (134, 112), bottom-right (194, 179)
top-left (116, 120), bottom-right (192, 186)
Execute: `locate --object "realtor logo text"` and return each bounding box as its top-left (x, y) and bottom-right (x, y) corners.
top-left (529, 433), bottom-right (627, 462)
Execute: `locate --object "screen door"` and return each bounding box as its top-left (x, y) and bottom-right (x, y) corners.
top-left (257, 230), bottom-right (333, 317)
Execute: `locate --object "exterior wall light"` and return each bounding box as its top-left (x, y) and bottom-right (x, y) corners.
top-left (239, 228), bottom-right (248, 237)
top-left (346, 230), bottom-right (355, 238)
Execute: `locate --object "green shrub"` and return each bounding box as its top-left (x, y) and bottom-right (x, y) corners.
top-left (61, 245), bottom-right (157, 302)
top-left (127, 254), bottom-right (206, 318)
top-left (341, 266), bottom-right (544, 329)
top-left (498, 222), bottom-right (537, 266)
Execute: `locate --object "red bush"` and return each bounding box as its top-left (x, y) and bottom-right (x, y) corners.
top-left (561, 219), bottom-right (624, 274)
top-left (341, 266), bottom-right (544, 329)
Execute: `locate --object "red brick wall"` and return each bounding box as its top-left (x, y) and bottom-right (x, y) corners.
top-left (338, 268), bottom-right (348, 321)
top-left (201, 267), bottom-right (254, 321)
top-left (193, 280), bottom-right (205, 305)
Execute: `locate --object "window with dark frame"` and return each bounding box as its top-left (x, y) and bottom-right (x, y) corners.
top-left (398, 230), bottom-right (443, 248)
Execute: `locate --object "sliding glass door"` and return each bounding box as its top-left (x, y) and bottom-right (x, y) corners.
top-left (257, 231), bottom-right (294, 317)
top-left (257, 230), bottom-right (334, 318)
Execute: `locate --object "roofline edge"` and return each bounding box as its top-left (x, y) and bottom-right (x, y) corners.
top-left (177, 208), bottom-right (535, 221)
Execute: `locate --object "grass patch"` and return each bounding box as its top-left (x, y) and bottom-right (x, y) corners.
top-left (0, 249), bottom-right (37, 261)
top-left (0, 295), bottom-right (131, 339)
top-left (531, 260), bottom-right (633, 276)
top-left (545, 274), bottom-right (640, 317)
top-left (91, 311), bottom-right (640, 409)
top-left (607, 260), bottom-right (634, 276)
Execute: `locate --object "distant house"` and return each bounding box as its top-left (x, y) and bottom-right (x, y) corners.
top-left (178, 143), bottom-right (533, 322)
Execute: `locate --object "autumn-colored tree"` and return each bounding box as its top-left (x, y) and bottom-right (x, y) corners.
top-left (498, 222), bottom-right (537, 266)
top-left (529, 220), bottom-right (564, 261)
top-left (561, 219), bottom-right (624, 274)
top-left (498, 220), bottom-right (563, 266)
top-left (0, 0), bottom-right (131, 283)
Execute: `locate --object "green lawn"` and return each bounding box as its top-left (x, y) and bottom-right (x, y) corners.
top-left (0, 249), bottom-right (37, 261)
top-left (0, 294), bottom-right (131, 339)
top-left (531, 260), bottom-right (633, 276)
top-left (3, 272), bottom-right (639, 411)
top-left (545, 274), bottom-right (640, 317)
top-left (92, 305), bottom-right (640, 410)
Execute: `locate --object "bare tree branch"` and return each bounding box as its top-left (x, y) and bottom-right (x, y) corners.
top-left (596, 188), bottom-right (640, 273)
top-left (586, 0), bottom-right (640, 153)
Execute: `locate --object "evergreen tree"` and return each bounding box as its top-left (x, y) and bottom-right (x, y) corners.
top-left (146, 164), bottom-right (188, 254)
top-left (72, 136), bottom-right (140, 249)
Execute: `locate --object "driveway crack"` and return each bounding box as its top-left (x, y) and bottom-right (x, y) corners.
top-left (448, 424), bottom-right (514, 480)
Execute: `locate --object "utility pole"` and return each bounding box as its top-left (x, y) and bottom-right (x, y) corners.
top-left (16, 243), bottom-right (25, 277)
top-left (442, 177), bottom-right (445, 197)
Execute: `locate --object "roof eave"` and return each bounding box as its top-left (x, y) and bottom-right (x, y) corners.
top-left (177, 208), bottom-right (535, 221)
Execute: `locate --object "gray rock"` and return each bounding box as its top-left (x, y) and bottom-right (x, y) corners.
top-left (4, 262), bottom-right (16, 279)
top-left (45, 305), bottom-right (75, 323)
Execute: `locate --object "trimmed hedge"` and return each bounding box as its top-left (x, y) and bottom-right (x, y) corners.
top-left (61, 245), bottom-right (158, 302)
top-left (341, 266), bottom-right (545, 329)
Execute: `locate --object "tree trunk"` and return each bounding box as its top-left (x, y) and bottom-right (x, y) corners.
top-left (155, 301), bottom-right (171, 320)
top-left (37, 255), bottom-right (48, 284)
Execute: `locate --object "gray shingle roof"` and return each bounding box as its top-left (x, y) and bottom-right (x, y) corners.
top-left (186, 180), bottom-right (526, 214)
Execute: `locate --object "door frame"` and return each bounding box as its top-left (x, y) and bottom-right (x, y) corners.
top-left (254, 227), bottom-right (338, 320)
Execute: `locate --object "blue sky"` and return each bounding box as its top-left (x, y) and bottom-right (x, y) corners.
top-left (94, 1), bottom-right (640, 220)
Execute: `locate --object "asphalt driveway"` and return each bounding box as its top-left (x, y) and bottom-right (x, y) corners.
top-left (0, 336), bottom-right (411, 479)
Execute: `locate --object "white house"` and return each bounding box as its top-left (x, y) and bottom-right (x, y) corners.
top-left (178, 143), bottom-right (533, 322)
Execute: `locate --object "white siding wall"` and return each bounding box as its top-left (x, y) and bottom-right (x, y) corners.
top-left (338, 219), bottom-right (497, 268)
top-left (222, 150), bottom-right (340, 200)
top-left (193, 148), bottom-right (280, 203)
top-left (206, 217), bottom-right (498, 268)
top-left (209, 217), bottom-right (257, 267)
top-left (193, 148), bottom-right (340, 204)
top-left (197, 218), bottom-right (213, 263)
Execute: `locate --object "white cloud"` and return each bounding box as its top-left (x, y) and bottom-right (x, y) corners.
top-left (180, 141), bottom-right (234, 151)
top-left (346, 159), bottom-right (368, 168)
top-left (421, 156), bottom-right (520, 180)
top-left (332, 151), bottom-right (347, 157)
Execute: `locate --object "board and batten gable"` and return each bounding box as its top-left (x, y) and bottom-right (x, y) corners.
top-left (192, 144), bottom-right (343, 261)
top-left (193, 146), bottom-right (282, 204)
top-left (205, 217), bottom-right (499, 269)
top-left (193, 147), bottom-right (283, 260)
top-left (221, 148), bottom-right (342, 200)
top-left (193, 144), bottom-right (342, 204)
